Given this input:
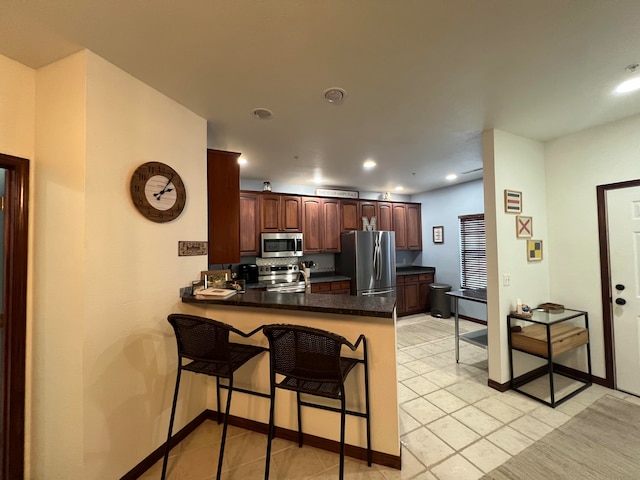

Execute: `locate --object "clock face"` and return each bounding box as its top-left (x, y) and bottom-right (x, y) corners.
top-left (130, 162), bottom-right (186, 223)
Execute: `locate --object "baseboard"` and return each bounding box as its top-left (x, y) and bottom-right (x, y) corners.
top-left (487, 378), bottom-right (510, 392)
top-left (120, 409), bottom-right (401, 479)
top-left (458, 314), bottom-right (488, 326)
top-left (119, 410), bottom-right (209, 480)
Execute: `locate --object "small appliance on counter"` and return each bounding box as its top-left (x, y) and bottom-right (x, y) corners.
top-left (237, 263), bottom-right (259, 284)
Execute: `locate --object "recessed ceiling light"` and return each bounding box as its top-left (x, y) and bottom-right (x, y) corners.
top-left (323, 87), bottom-right (347, 103)
top-left (252, 108), bottom-right (273, 119)
top-left (446, 174), bottom-right (458, 181)
top-left (237, 157), bottom-right (248, 166)
top-left (615, 76), bottom-right (640, 94)
top-left (394, 186), bottom-right (404, 191)
top-left (363, 160), bottom-right (376, 169)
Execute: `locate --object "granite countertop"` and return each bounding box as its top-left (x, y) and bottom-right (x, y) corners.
top-left (182, 289), bottom-right (395, 318)
top-left (396, 266), bottom-right (436, 275)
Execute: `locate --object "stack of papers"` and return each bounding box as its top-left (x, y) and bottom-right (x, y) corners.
top-left (195, 287), bottom-right (237, 299)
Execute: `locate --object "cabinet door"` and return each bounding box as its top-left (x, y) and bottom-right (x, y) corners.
top-left (377, 202), bottom-right (393, 231)
top-left (281, 195), bottom-right (302, 232)
top-left (311, 282), bottom-right (332, 293)
top-left (396, 284), bottom-right (406, 316)
top-left (260, 194), bottom-right (282, 232)
top-left (302, 197), bottom-right (323, 253)
top-left (404, 282), bottom-right (420, 314)
top-left (419, 281), bottom-right (429, 312)
top-left (207, 149), bottom-right (240, 264)
top-left (392, 203), bottom-right (408, 250)
top-left (341, 200), bottom-right (360, 233)
top-left (239, 191), bottom-right (260, 256)
top-left (322, 198), bottom-right (341, 252)
top-left (407, 203), bottom-right (422, 250)
top-left (360, 201), bottom-right (377, 230)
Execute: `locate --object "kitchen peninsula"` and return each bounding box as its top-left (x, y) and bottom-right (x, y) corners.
top-left (180, 290), bottom-right (401, 468)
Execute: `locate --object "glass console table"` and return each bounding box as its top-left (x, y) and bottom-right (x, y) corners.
top-left (446, 288), bottom-right (487, 363)
top-left (508, 308), bottom-right (592, 408)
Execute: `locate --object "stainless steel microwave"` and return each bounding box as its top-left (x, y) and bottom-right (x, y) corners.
top-left (261, 233), bottom-right (303, 258)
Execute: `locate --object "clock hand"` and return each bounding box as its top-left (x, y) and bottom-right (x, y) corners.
top-left (153, 176), bottom-right (174, 200)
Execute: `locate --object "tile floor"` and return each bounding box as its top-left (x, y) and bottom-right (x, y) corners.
top-left (141, 313), bottom-right (640, 480)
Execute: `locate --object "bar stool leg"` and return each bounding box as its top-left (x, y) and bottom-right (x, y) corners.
top-left (216, 377), bottom-right (234, 480)
top-left (339, 391), bottom-right (346, 480)
top-left (363, 354), bottom-right (372, 466)
top-left (264, 385), bottom-right (276, 480)
top-left (216, 377), bottom-right (222, 424)
top-left (161, 368), bottom-right (182, 480)
top-left (296, 391), bottom-right (303, 447)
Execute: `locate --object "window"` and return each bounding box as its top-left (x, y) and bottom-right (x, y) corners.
top-left (459, 214), bottom-right (486, 289)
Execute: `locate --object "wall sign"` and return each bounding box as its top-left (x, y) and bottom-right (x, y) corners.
top-left (178, 241), bottom-right (208, 256)
top-left (433, 225), bottom-right (444, 244)
top-left (516, 216), bottom-right (532, 238)
top-left (527, 239), bottom-right (543, 262)
top-left (315, 188), bottom-right (359, 199)
top-left (504, 189), bottom-right (522, 213)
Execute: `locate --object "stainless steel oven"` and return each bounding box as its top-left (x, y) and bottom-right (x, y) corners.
top-left (260, 233), bottom-right (303, 258)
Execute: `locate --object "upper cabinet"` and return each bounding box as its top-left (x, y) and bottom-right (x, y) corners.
top-left (340, 200), bottom-right (359, 233)
top-left (302, 197), bottom-right (341, 253)
top-left (239, 191), bottom-right (260, 256)
top-left (406, 203), bottom-right (422, 250)
top-left (392, 203), bottom-right (408, 250)
top-left (260, 194), bottom-right (302, 233)
top-left (207, 149), bottom-right (241, 264)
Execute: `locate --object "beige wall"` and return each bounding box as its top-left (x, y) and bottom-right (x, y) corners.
top-left (483, 129), bottom-right (550, 384)
top-left (29, 50), bottom-right (208, 479)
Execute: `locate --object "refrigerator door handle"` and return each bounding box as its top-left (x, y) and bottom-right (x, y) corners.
top-left (362, 289), bottom-right (394, 296)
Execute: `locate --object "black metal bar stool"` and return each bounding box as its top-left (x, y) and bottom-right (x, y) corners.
top-left (262, 324), bottom-right (371, 480)
top-left (161, 314), bottom-right (267, 480)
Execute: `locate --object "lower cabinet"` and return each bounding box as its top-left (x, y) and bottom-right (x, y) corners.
top-left (397, 273), bottom-right (434, 317)
top-left (311, 280), bottom-right (351, 295)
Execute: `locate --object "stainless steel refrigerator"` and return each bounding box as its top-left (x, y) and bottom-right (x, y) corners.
top-left (336, 230), bottom-right (396, 297)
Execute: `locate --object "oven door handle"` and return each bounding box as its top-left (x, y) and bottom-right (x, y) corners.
top-left (361, 289), bottom-right (394, 296)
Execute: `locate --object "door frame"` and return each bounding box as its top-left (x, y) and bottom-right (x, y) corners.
top-left (0, 153), bottom-right (29, 480)
top-left (596, 178), bottom-right (640, 390)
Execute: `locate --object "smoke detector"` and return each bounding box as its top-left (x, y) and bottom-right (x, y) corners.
top-left (323, 87), bottom-right (347, 103)
top-left (252, 108), bottom-right (273, 120)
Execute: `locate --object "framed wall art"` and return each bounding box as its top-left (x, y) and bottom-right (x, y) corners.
top-left (433, 226), bottom-right (444, 244)
top-left (516, 216), bottom-right (532, 238)
top-left (201, 269), bottom-right (231, 288)
top-left (504, 189), bottom-right (522, 213)
top-left (527, 239), bottom-right (543, 262)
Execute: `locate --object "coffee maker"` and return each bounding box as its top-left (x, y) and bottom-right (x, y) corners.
top-left (237, 264), bottom-right (259, 284)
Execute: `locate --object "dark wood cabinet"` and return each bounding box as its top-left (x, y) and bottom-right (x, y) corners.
top-left (322, 198), bottom-right (341, 252)
top-left (207, 149), bottom-right (241, 264)
top-left (406, 203), bottom-right (422, 250)
top-left (392, 204), bottom-right (408, 250)
top-left (397, 272), bottom-right (434, 316)
top-left (239, 192), bottom-right (260, 256)
top-left (340, 200), bottom-right (359, 233)
top-left (359, 201), bottom-right (376, 230)
top-left (260, 194), bottom-right (302, 233)
top-left (311, 280), bottom-right (351, 294)
top-left (303, 197), bottom-right (341, 253)
top-left (377, 202), bottom-right (393, 231)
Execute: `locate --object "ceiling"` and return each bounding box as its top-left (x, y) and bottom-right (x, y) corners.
top-left (2, 0), bottom-right (640, 194)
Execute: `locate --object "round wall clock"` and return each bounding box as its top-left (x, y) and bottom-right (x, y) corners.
top-left (130, 162), bottom-right (186, 223)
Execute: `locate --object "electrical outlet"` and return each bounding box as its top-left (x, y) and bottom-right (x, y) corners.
top-left (503, 274), bottom-right (511, 286)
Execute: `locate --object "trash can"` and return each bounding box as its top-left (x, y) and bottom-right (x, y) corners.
top-left (429, 283), bottom-right (452, 318)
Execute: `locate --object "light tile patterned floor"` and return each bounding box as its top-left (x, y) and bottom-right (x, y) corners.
top-left (141, 314), bottom-right (640, 479)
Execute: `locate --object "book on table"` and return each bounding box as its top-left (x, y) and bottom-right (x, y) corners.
top-left (195, 287), bottom-right (237, 299)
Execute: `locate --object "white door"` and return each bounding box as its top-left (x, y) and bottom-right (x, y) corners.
top-left (609, 185), bottom-right (640, 396)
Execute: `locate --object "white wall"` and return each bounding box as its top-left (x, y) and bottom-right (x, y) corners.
top-left (483, 130), bottom-right (549, 384)
top-left (545, 113), bottom-right (640, 378)
top-left (31, 50), bottom-right (209, 479)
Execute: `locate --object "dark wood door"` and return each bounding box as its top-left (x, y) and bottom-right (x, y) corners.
top-left (377, 202), bottom-right (393, 231)
top-left (396, 283), bottom-right (406, 316)
top-left (281, 195), bottom-right (302, 232)
top-left (239, 192), bottom-right (260, 256)
top-left (360, 201), bottom-right (377, 230)
top-left (322, 198), bottom-right (341, 252)
top-left (260, 194), bottom-right (281, 232)
top-left (341, 200), bottom-right (359, 232)
top-left (407, 203), bottom-right (422, 250)
top-left (419, 280), bottom-right (430, 312)
top-left (392, 203), bottom-right (407, 250)
top-left (207, 149), bottom-right (240, 264)
top-left (404, 281), bottom-right (420, 313)
top-left (302, 197), bottom-right (323, 252)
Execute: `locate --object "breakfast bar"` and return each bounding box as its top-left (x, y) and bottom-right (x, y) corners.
top-left (180, 290), bottom-right (401, 468)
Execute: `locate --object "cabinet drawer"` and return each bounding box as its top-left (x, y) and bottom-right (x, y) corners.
top-left (511, 324), bottom-right (589, 358)
top-left (396, 276), bottom-right (406, 284)
top-left (404, 274), bottom-right (420, 283)
top-left (419, 273), bottom-right (433, 282)
top-left (311, 282), bottom-right (331, 293)
top-left (331, 280), bottom-right (351, 291)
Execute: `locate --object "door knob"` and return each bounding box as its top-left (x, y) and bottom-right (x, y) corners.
top-left (615, 298), bottom-right (626, 305)
top-left (615, 284), bottom-right (625, 291)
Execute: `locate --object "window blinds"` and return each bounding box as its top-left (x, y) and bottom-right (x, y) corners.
top-left (459, 214), bottom-right (486, 289)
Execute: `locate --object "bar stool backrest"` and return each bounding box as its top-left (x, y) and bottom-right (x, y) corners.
top-left (168, 314), bottom-right (231, 363)
top-left (263, 324), bottom-right (349, 383)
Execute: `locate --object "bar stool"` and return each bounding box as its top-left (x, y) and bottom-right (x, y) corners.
top-left (262, 324), bottom-right (371, 480)
top-left (162, 314), bottom-right (266, 480)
